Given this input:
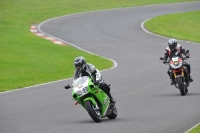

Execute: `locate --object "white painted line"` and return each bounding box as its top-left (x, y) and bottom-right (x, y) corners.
top-left (184, 123), bottom-right (200, 133)
top-left (37, 15), bottom-right (118, 70)
top-left (141, 18), bottom-right (200, 45)
top-left (0, 78), bottom-right (73, 94)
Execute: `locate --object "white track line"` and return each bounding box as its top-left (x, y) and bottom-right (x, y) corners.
top-left (184, 123), bottom-right (200, 133)
top-left (141, 18), bottom-right (200, 45)
top-left (0, 78), bottom-right (72, 94)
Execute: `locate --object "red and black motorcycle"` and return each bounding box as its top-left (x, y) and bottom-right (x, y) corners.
top-left (160, 51), bottom-right (190, 96)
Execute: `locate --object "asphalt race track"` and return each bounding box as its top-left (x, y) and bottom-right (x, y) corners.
top-left (1, 2), bottom-right (200, 133)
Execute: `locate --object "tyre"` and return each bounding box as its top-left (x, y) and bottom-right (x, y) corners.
top-left (85, 101), bottom-right (101, 123)
top-left (107, 107), bottom-right (117, 119)
top-left (177, 78), bottom-right (185, 96)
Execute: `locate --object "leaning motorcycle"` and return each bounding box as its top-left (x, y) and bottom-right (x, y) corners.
top-left (65, 76), bottom-right (117, 122)
top-left (160, 53), bottom-right (190, 96)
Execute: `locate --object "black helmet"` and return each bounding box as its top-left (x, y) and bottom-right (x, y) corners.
top-left (168, 39), bottom-right (177, 51)
top-left (74, 56), bottom-right (86, 71)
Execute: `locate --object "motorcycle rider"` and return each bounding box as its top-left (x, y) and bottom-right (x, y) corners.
top-left (163, 39), bottom-right (193, 85)
top-left (72, 56), bottom-right (116, 103)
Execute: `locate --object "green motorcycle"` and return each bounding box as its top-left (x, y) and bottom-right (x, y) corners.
top-left (65, 76), bottom-right (117, 123)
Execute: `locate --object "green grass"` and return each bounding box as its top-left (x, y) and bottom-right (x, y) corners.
top-left (187, 124), bottom-right (200, 133)
top-left (0, 0), bottom-right (197, 92)
top-left (144, 10), bottom-right (200, 43)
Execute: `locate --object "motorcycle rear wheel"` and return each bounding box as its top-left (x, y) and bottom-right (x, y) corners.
top-left (85, 101), bottom-right (102, 123)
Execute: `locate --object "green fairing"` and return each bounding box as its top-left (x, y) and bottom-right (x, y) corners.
top-left (71, 76), bottom-right (110, 117)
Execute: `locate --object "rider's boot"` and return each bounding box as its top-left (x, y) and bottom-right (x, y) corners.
top-left (107, 92), bottom-right (116, 103)
top-left (170, 75), bottom-right (175, 85)
top-left (188, 73), bottom-right (193, 82)
top-left (171, 79), bottom-right (175, 85)
top-left (185, 74), bottom-right (190, 87)
top-left (168, 70), bottom-right (174, 85)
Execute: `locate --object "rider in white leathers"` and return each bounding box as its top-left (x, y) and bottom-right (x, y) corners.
top-left (73, 56), bottom-right (115, 103)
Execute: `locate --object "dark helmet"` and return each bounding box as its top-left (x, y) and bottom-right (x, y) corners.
top-left (74, 56), bottom-right (86, 71)
top-left (168, 39), bottom-right (177, 51)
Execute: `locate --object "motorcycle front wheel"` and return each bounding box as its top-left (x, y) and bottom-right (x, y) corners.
top-left (177, 77), bottom-right (185, 96)
top-left (85, 101), bottom-right (102, 123)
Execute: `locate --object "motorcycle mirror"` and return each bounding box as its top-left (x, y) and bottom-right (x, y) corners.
top-left (160, 57), bottom-right (164, 60)
top-left (64, 84), bottom-right (71, 89)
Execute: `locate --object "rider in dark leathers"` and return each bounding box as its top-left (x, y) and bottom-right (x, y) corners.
top-left (72, 56), bottom-right (115, 103)
top-left (163, 39), bottom-right (193, 85)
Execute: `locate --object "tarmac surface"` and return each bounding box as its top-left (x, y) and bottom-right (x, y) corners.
top-left (1, 2), bottom-right (200, 133)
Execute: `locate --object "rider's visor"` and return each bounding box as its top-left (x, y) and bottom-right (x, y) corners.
top-left (75, 64), bottom-right (82, 68)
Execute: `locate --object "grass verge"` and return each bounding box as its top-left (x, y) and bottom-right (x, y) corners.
top-left (0, 0), bottom-right (197, 92)
top-left (186, 124), bottom-right (200, 133)
top-left (144, 10), bottom-right (200, 43)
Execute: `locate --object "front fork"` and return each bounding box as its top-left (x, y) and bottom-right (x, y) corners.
top-left (170, 67), bottom-right (188, 86)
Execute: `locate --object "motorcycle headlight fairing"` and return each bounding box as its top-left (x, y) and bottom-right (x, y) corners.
top-left (75, 87), bottom-right (88, 96)
top-left (171, 62), bottom-right (183, 69)
top-left (174, 61), bottom-right (179, 66)
top-left (76, 90), bottom-right (82, 96)
top-left (82, 87), bottom-right (88, 93)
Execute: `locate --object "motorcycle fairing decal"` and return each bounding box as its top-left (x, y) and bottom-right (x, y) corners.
top-left (172, 57), bottom-right (179, 62)
top-left (170, 58), bottom-right (182, 64)
top-left (103, 96), bottom-right (110, 106)
top-left (102, 103), bottom-right (110, 117)
top-left (170, 57), bottom-right (183, 69)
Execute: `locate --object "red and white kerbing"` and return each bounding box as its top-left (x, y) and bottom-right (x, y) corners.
top-left (30, 25), bottom-right (67, 46)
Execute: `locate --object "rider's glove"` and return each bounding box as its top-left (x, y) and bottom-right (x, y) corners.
top-left (64, 85), bottom-right (71, 89)
top-left (185, 51), bottom-right (190, 58)
top-left (163, 60), bottom-right (167, 64)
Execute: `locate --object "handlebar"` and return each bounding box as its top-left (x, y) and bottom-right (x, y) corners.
top-left (159, 57), bottom-right (169, 64)
top-left (64, 84), bottom-right (72, 89)
top-left (159, 56), bottom-right (189, 65)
